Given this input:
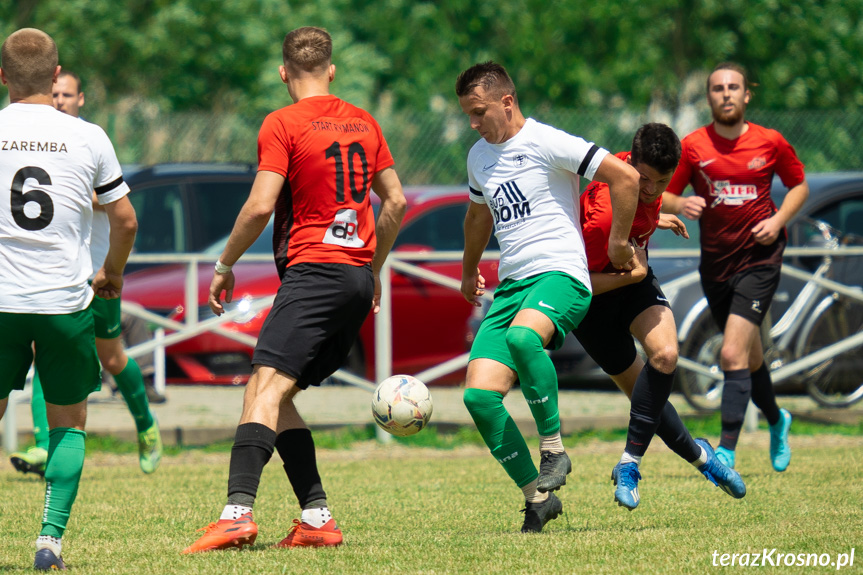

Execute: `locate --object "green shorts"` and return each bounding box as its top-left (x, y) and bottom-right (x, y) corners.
top-left (91, 294), bottom-right (123, 339)
top-left (0, 308), bottom-right (101, 405)
top-left (469, 271), bottom-right (592, 370)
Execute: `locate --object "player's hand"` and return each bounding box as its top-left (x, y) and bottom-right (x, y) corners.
top-left (630, 248), bottom-right (649, 283)
top-left (657, 213), bottom-right (690, 238)
top-left (208, 270), bottom-right (235, 316)
top-left (752, 215), bottom-right (783, 245)
top-left (461, 268), bottom-right (485, 306)
top-left (91, 268), bottom-right (123, 299)
top-left (682, 196), bottom-right (706, 220)
top-left (608, 241), bottom-right (636, 270)
top-left (372, 274), bottom-right (382, 315)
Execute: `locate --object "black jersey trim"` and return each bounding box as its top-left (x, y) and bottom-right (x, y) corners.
top-left (94, 176), bottom-right (125, 195)
top-left (577, 145), bottom-right (600, 176)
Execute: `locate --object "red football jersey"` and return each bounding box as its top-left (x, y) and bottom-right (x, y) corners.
top-left (257, 94), bottom-right (395, 275)
top-left (666, 122), bottom-right (805, 281)
top-left (581, 151), bottom-right (662, 272)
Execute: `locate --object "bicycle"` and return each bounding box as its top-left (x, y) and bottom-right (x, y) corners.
top-left (676, 218), bottom-right (863, 411)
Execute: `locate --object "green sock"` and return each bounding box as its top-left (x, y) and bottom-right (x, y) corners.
top-left (40, 428), bottom-right (86, 538)
top-left (506, 325), bottom-right (561, 436)
top-left (31, 370), bottom-right (50, 451)
top-left (112, 358), bottom-right (153, 433)
top-left (463, 388), bottom-right (538, 488)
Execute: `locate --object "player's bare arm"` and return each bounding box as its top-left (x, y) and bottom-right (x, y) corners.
top-left (661, 191), bottom-right (706, 220)
top-left (209, 170), bottom-right (282, 315)
top-left (752, 179), bottom-right (809, 245)
top-left (594, 154), bottom-right (639, 270)
top-left (657, 213), bottom-right (690, 238)
top-left (93, 195), bottom-right (137, 299)
top-left (589, 248), bottom-right (648, 296)
top-left (461, 201), bottom-right (493, 307)
top-left (370, 166), bottom-right (407, 314)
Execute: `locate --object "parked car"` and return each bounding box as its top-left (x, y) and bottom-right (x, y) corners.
top-left (124, 163), bottom-right (257, 270)
top-left (122, 185), bottom-right (502, 386)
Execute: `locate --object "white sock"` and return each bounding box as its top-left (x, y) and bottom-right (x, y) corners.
top-left (620, 451), bottom-right (642, 466)
top-left (220, 504), bottom-right (252, 520)
top-left (35, 535), bottom-right (62, 556)
top-left (539, 433), bottom-right (564, 453)
top-left (520, 479), bottom-right (549, 504)
top-left (690, 445), bottom-right (708, 468)
top-left (301, 507), bottom-right (333, 528)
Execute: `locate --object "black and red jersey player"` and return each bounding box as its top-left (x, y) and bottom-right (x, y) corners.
top-left (576, 128), bottom-right (745, 510)
top-left (663, 62), bottom-right (808, 474)
top-left (186, 27), bottom-right (406, 554)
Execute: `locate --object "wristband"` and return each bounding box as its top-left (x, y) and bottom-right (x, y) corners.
top-left (215, 260), bottom-right (233, 274)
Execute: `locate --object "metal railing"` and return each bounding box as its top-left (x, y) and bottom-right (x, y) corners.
top-left (4, 245), bottom-right (863, 451)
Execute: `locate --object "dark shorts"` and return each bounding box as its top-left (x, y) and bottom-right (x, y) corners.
top-left (573, 268), bottom-right (670, 376)
top-left (252, 262), bottom-right (373, 389)
top-left (701, 265), bottom-right (781, 330)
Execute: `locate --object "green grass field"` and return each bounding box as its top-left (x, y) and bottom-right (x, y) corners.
top-left (1, 433), bottom-right (861, 574)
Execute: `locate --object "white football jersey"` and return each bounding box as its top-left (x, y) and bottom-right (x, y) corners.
top-left (89, 210), bottom-right (110, 280)
top-left (0, 103), bottom-right (130, 313)
top-left (467, 118), bottom-right (608, 287)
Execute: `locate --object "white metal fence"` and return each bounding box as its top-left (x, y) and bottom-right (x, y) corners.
top-left (4, 245), bottom-right (863, 452)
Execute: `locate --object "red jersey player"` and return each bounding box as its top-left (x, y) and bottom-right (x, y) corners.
top-left (575, 124), bottom-right (745, 510)
top-left (186, 27), bottom-right (406, 554)
top-left (663, 62), bottom-right (809, 474)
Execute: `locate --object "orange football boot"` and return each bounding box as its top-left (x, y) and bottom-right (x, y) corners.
top-left (276, 518), bottom-right (343, 548)
top-left (183, 513), bottom-right (258, 554)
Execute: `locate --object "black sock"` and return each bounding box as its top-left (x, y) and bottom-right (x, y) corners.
top-left (655, 401), bottom-right (702, 463)
top-left (719, 369), bottom-right (752, 451)
top-left (227, 423), bottom-right (276, 507)
top-left (625, 364), bottom-right (676, 457)
top-left (275, 428), bottom-right (327, 509)
top-left (750, 363), bottom-right (780, 425)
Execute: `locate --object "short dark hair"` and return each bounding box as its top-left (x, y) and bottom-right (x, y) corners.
top-left (630, 123), bottom-right (681, 174)
top-left (58, 70), bottom-right (82, 92)
top-left (708, 61), bottom-right (749, 92)
top-left (282, 27), bottom-right (332, 72)
top-left (455, 61), bottom-right (517, 104)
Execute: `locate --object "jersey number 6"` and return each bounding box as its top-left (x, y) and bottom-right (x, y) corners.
top-left (11, 166), bottom-right (54, 231)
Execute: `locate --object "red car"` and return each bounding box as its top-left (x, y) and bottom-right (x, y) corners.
top-left (122, 186), bottom-right (501, 386)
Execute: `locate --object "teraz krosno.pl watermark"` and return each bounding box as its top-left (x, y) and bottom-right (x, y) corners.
top-left (712, 549), bottom-right (855, 570)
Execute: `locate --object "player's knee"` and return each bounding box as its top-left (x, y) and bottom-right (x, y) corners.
top-left (463, 387), bottom-right (502, 418)
top-left (99, 353), bottom-right (127, 375)
top-left (648, 344), bottom-right (678, 374)
top-left (504, 325), bottom-right (542, 355)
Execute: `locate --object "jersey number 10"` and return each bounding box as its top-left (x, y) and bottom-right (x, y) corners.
top-left (325, 141), bottom-right (369, 204)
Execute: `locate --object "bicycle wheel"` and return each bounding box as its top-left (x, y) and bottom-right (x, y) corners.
top-left (797, 295), bottom-right (863, 408)
top-left (677, 309), bottom-right (724, 412)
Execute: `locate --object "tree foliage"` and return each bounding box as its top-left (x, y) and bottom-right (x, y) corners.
top-left (2, 0), bottom-right (862, 116)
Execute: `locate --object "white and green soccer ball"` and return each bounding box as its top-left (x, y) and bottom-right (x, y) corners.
top-left (371, 375), bottom-right (433, 437)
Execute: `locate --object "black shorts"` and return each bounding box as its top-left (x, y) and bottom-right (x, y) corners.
top-left (572, 268), bottom-right (670, 376)
top-left (701, 265), bottom-right (781, 330)
top-left (253, 262), bottom-right (373, 389)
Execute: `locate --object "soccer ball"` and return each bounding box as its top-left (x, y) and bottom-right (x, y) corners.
top-left (371, 375), bottom-right (433, 437)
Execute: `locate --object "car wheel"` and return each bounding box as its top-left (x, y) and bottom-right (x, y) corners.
top-left (677, 309), bottom-right (724, 412)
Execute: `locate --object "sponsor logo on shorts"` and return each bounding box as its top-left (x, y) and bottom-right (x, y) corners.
top-left (538, 301), bottom-right (556, 311)
top-left (752, 299), bottom-right (762, 313)
top-left (656, 296), bottom-right (669, 303)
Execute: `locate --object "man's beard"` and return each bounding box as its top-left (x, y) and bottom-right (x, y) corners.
top-left (712, 103), bottom-right (745, 126)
